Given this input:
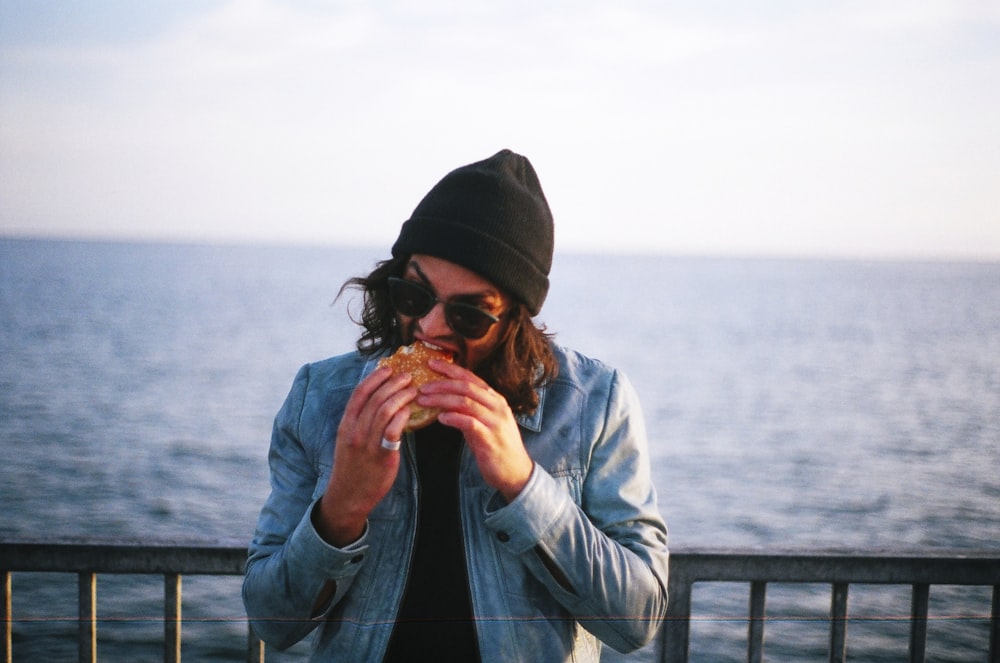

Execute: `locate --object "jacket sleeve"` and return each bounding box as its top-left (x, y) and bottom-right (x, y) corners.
top-left (483, 368), bottom-right (670, 653)
top-left (241, 364), bottom-right (369, 650)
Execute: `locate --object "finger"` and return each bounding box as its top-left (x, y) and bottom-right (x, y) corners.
top-left (344, 367), bottom-right (395, 416)
top-left (419, 392), bottom-right (487, 422)
top-left (370, 371), bottom-right (414, 404)
top-left (436, 409), bottom-right (486, 435)
top-left (419, 379), bottom-right (500, 417)
top-left (371, 380), bottom-right (416, 430)
top-left (380, 437), bottom-right (402, 452)
top-left (340, 370), bottom-right (413, 447)
top-left (438, 367), bottom-right (500, 404)
top-left (381, 406), bottom-right (412, 450)
top-left (420, 364), bottom-right (490, 396)
top-left (359, 371), bottom-right (413, 425)
top-left (427, 358), bottom-right (480, 381)
top-left (360, 365), bottom-right (397, 392)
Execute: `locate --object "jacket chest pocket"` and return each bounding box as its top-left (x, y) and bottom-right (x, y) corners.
top-left (314, 462), bottom-right (407, 520)
top-left (549, 468), bottom-right (583, 505)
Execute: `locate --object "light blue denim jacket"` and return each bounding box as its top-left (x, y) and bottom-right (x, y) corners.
top-left (243, 344), bottom-right (669, 662)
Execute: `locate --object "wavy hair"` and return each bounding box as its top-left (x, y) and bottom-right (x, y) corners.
top-left (338, 255), bottom-right (558, 415)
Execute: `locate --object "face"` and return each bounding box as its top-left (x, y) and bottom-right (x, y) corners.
top-left (396, 254), bottom-right (509, 370)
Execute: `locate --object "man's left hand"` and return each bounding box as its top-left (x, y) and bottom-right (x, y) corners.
top-left (418, 359), bottom-right (533, 502)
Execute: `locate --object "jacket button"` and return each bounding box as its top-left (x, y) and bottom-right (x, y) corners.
top-left (350, 554), bottom-right (364, 564)
top-left (496, 531), bottom-right (510, 543)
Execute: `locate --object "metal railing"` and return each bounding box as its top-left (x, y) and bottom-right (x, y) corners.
top-left (663, 547), bottom-right (1000, 663)
top-left (0, 538), bottom-right (259, 663)
top-left (2, 539), bottom-right (998, 662)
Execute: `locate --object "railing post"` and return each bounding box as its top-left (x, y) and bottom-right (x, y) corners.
top-left (908, 583), bottom-right (929, 663)
top-left (247, 624), bottom-right (265, 663)
top-left (2, 571), bottom-right (10, 663)
top-left (990, 584), bottom-right (999, 663)
top-left (662, 569), bottom-right (692, 662)
top-left (78, 572), bottom-right (96, 663)
top-left (165, 573), bottom-right (182, 663)
top-left (828, 582), bottom-right (848, 663)
top-left (747, 581), bottom-right (766, 663)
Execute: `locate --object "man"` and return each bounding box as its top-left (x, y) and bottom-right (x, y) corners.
top-left (243, 149), bottom-right (669, 661)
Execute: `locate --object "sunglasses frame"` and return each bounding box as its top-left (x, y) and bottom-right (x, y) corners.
top-left (387, 277), bottom-right (502, 340)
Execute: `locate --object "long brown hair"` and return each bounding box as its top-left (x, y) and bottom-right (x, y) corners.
top-left (338, 256), bottom-right (558, 415)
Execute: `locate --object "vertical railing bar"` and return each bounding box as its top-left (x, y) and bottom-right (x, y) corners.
top-left (78, 572), bottom-right (96, 663)
top-left (2, 571), bottom-right (11, 663)
top-left (829, 582), bottom-right (849, 663)
top-left (989, 584), bottom-right (999, 663)
top-left (908, 583), bottom-right (929, 663)
top-left (247, 624), bottom-right (265, 663)
top-left (747, 580), bottom-right (766, 663)
top-left (662, 573), bottom-right (693, 662)
top-left (165, 573), bottom-right (182, 663)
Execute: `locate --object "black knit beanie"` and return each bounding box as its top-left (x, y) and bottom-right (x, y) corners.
top-left (391, 149), bottom-right (555, 316)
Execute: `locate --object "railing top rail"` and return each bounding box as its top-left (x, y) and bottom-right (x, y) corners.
top-left (672, 545), bottom-right (1000, 559)
top-left (668, 546), bottom-right (1000, 585)
top-left (2, 538), bottom-right (998, 582)
top-left (0, 537), bottom-right (248, 575)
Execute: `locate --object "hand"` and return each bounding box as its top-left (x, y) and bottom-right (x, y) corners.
top-left (418, 359), bottom-right (533, 501)
top-left (314, 367), bottom-right (416, 546)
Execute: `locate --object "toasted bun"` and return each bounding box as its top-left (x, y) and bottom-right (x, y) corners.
top-left (377, 341), bottom-right (454, 431)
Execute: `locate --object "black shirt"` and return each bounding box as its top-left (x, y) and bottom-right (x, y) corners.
top-left (382, 423), bottom-right (481, 662)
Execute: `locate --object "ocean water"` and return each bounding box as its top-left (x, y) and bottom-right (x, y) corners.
top-left (2, 238), bottom-right (998, 661)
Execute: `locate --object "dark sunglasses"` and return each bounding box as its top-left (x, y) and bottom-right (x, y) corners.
top-left (387, 277), bottom-right (501, 340)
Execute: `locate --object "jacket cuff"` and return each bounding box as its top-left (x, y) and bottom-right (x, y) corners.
top-left (483, 464), bottom-right (572, 555)
top-left (285, 499), bottom-right (370, 610)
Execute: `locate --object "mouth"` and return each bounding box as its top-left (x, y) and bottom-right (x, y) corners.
top-left (414, 336), bottom-right (461, 362)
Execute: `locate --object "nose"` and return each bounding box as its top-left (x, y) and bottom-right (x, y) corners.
top-left (416, 301), bottom-right (451, 338)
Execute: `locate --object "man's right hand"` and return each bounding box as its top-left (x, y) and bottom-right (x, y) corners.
top-left (313, 366), bottom-right (415, 547)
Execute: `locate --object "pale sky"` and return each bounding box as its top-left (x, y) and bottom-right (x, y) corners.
top-left (2, 0), bottom-right (999, 259)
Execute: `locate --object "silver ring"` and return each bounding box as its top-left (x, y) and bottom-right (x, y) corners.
top-left (380, 437), bottom-right (402, 451)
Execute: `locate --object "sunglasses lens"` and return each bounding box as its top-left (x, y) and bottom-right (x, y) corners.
top-left (445, 304), bottom-right (495, 340)
top-left (388, 279), bottom-right (434, 317)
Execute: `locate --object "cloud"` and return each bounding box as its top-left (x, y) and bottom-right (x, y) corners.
top-left (1, 0), bottom-right (998, 257)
